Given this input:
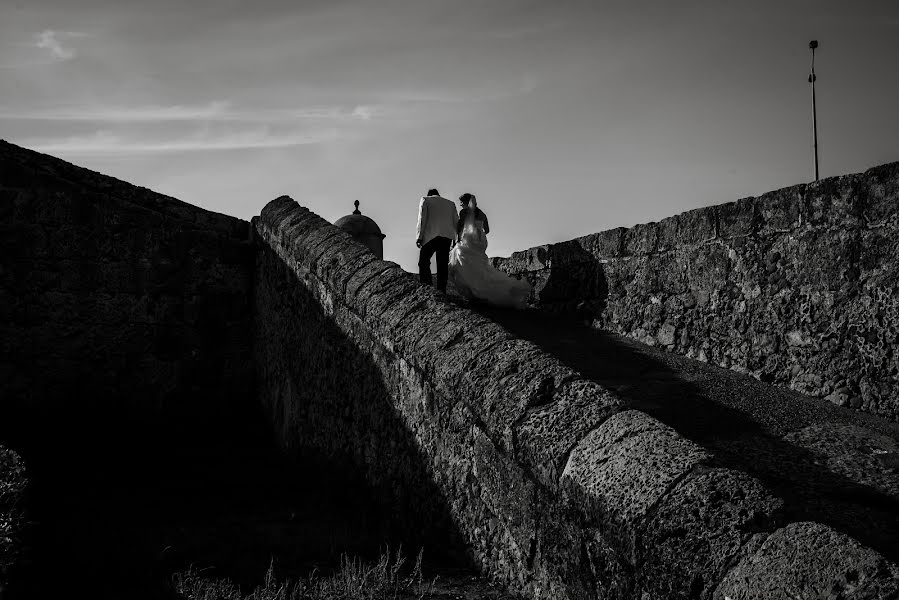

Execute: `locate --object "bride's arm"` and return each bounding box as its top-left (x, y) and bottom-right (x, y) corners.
top-left (482, 211), bottom-right (490, 234)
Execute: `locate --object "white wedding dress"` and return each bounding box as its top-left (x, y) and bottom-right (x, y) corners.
top-left (449, 210), bottom-right (530, 309)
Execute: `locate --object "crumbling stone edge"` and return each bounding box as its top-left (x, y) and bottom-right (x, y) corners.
top-left (255, 196), bottom-right (899, 600)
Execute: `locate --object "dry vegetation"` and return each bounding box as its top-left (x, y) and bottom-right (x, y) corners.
top-left (174, 548), bottom-right (440, 600)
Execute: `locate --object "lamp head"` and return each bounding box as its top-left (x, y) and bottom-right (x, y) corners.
top-left (809, 40), bottom-right (818, 49)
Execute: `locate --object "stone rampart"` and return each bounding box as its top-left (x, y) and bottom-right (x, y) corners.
top-left (0, 141), bottom-right (255, 445)
top-left (492, 162), bottom-right (899, 422)
top-left (254, 196), bottom-right (899, 599)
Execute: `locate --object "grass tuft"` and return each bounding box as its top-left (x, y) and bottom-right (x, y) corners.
top-left (174, 547), bottom-right (438, 600)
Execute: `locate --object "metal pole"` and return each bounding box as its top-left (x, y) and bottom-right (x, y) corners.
top-left (809, 40), bottom-right (819, 182)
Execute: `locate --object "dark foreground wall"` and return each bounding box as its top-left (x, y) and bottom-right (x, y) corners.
top-left (493, 162), bottom-right (899, 421)
top-left (255, 196), bottom-right (899, 600)
top-left (0, 141), bottom-right (255, 444)
top-left (0, 445), bottom-right (27, 594)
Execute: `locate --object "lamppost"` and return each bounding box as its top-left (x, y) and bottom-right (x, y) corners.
top-left (809, 40), bottom-right (819, 182)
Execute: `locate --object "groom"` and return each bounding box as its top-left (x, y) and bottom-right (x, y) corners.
top-left (416, 188), bottom-right (458, 293)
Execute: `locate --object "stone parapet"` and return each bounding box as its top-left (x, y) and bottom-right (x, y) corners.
top-left (492, 162), bottom-right (899, 422)
top-left (255, 196), bottom-right (899, 599)
top-left (0, 140), bottom-right (255, 440)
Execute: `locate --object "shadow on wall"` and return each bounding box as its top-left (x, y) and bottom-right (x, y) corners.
top-left (1, 254), bottom-right (475, 600)
top-left (253, 240), bottom-right (471, 566)
top-left (476, 306), bottom-right (899, 566)
top-left (0, 240), bottom-right (471, 600)
top-left (2, 417), bottom-right (410, 600)
top-left (513, 242), bottom-right (610, 323)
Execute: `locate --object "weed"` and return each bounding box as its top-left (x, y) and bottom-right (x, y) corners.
top-left (174, 547), bottom-right (438, 600)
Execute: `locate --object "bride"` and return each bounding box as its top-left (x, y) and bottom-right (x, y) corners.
top-left (449, 193), bottom-right (531, 309)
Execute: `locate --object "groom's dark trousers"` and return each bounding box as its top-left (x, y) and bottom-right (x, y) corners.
top-left (419, 236), bottom-right (452, 292)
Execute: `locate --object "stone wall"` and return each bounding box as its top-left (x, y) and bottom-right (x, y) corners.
top-left (3, 139), bottom-right (896, 598)
top-left (0, 445), bottom-right (28, 595)
top-left (0, 141), bottom-right (255, 446)
top-left (254, 196), bottom-right (899, 600)
top-left (492, 162), bottom-right (899, 421)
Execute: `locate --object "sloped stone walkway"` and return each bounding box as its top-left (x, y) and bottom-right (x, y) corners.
top-left (474, 305), bottom-right (899, 563)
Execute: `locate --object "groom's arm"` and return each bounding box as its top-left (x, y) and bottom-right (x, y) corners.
top-left (416, 197), bottom-right (427, 247)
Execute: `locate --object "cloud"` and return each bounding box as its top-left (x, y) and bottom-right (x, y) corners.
top-left (20, 127), bottom-right (339, 156)
top-left (33, 30), bottom-right (87, 61)
top-left (0, 101), bottom-right (231, 122)
top-left (379, 75), bottom-right (538, 105)
top-left (351, 105), bottom-right (377, 120)
top-left (0, 101), bottom-right (379, 123)
top-left (486, 22), bottom-right (564, 39)
top-left (3, 98), bottom-right (377, 158)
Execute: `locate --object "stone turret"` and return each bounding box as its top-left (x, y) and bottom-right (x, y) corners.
top-left (334, 200), bottom-right (385, 259)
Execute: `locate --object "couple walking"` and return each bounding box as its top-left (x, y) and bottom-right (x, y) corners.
top-left (416, 188), bottom-right (530, 309)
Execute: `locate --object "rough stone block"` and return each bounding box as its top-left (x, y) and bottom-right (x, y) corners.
top-left (377, 284), bottom-right (446, 336)
top-left (509, 245), bottom-right (551, 272)
top-left (514, 380), bottom-right (622, 488)
top-left (533, 513), bottom-right (634, 599)
top-left (402, 299), bottom-right (464, 358)
top-left (489, 255), bottom-right (509, 272)
top-left (802, 173), bottom-right (864, 229)
top-left (656, 215), bottom-right (679, 252)
top-left (346, 264), bottom-right (411, 318)
top-left (714, 522), bottom-right (899, 600)
top-left (858, 225), bottom-right (899, 288)
top-left (656, 254), bottom-right (689, 294)
top-left (639, 468), bottom-right (784, 600)
top-left (472, 340), bottom-right (580, 446)
top-left (757, 184), bottom-right (803, 234)
top-left (631, 254), bottom-right (667, 293)
top-left (325, 246), bottom-right (380, 295)
top-left (537, 261), bottom-right (607, 308)
top-left (293, 227), bottom-right (345, 271)
top-left (316, 236), bottom-right (374, 290)
top-left (686, 243), bottom-right (731, 289)
top-left (274, 208), bottom-right (326, 246)
top-left (601, 258), bottom-right (630, 298)
top-left (561, 410), bottom-right (712, 561)
top-left (361, 271), bottom-right (422, 325)
top-left (430, 317), bottom-right (514, 402)
top-left (551, 239), bottom-right (596, 267)
top-left (678, 206), bottom-right (718, 245)
top-left (794, 228), bottom-right (858, 289)
top-left (718, 196), bottom-right (758, 238)
top-left (582, 227), bottom-right (624, 259)
top-left (524, 269), bottom-right (552, 301)
top-left (623, 221), bottom-right (659, 256)
top-left (344, 260), bottom-right (398, 304)
top-left (862, 161), bottom-right (899, 226)
top-left (259, 194), bottom-right (299, 227)
top-left (471, 427), bottom-right (539, 564)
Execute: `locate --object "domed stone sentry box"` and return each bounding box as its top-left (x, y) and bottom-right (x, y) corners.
top-left (334, 200), bottom-right (386, 259)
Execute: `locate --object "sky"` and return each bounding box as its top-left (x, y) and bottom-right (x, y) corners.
top-left (2, 0), bottom-right (898, 272)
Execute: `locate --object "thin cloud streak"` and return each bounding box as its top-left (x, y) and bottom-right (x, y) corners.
top-left (376, 76), bottom-right (538, 105)
top-left (0, 102), bottom-right (381, 123)
top-left (486, 22), bottom-right (564, 39)
top-left (22, 128), bottom-right (339, 156)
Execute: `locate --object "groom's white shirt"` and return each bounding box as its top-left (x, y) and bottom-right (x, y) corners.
top-left (416, 195), bottom-right (458, 245)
